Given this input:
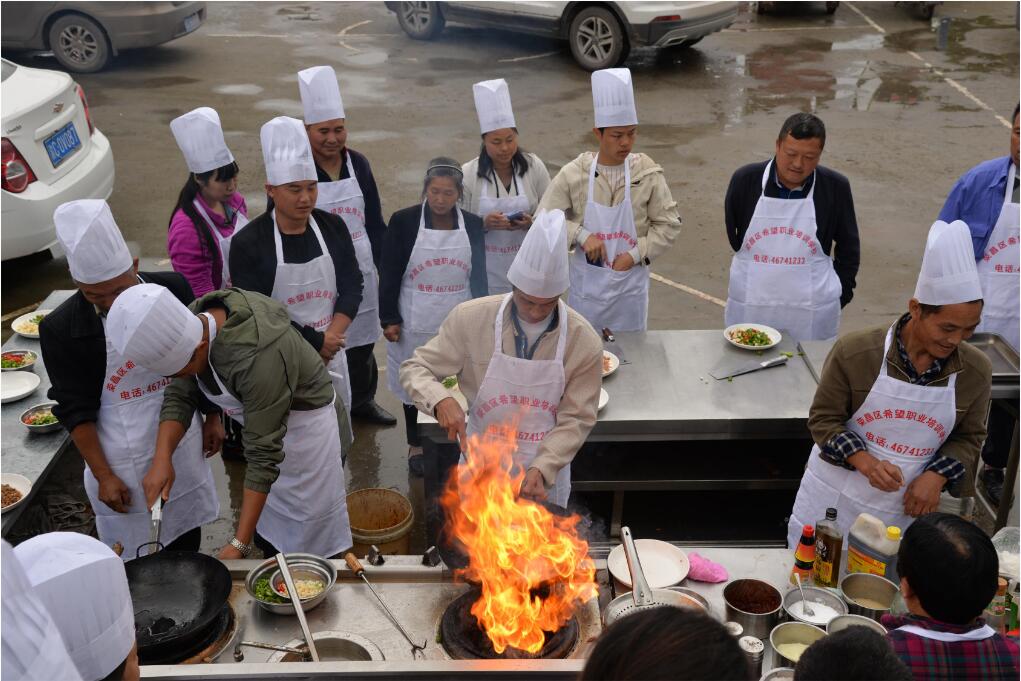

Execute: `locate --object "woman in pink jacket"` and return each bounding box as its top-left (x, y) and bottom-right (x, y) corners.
top-left (168, 107), bottom-right (249, 296)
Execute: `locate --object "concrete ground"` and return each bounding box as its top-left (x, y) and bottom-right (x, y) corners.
top-left (2, 1), bottom-right (1017, 552)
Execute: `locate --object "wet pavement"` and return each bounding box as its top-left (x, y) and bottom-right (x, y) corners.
top-left (1, 2), bottom-right (1016, 552)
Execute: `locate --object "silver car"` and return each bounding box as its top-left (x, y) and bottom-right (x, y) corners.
top-left (1, 2), bottom-right (206, 73)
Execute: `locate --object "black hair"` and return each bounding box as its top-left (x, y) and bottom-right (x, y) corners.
top-left (917, 300), bottom-right (983, 317)
top-left (1012, 103), bottom-right (1019, 123)
top-left (167, 161), bottom-right (240, 258)
top-left (778, 113), bottom-right (826, 148)
top-left (794, 626), bottom-right (911, 680)
top-left (898, 512), bottom-right (999, 624)
top-left (477, 128), bottom-right (530, 181)
top-left (422, 156), bottom-right (464, 200)
top-left (580, 608), bottom-right (750, 681)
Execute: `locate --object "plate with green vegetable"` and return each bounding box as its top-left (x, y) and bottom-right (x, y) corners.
top-left (21, 403), bottom-right (61, 433)
top-left (11, 310), bottom-right (51, 339)
top-left (724, 324), bottom-right (781, 351)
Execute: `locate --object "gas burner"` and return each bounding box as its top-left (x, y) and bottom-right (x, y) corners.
top-left (440, 589), bottom-right (579, 660)
top-left (139, 603), bottom-right (237, 666)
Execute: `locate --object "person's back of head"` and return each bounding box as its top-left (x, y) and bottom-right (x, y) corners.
top-left (580, 607), bottom-right (750, 680)
top-left (897, 512), bottom-right (998, 624)
top-left (794, 626), bottom-right (911, 680)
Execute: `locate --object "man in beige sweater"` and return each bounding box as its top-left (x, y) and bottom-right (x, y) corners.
top-left (539, 68), bottom-right (681, 332)
top-left (400, 210), bottom-right (602, 507)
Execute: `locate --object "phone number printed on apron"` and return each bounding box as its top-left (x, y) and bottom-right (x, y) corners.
top-left (286, 289), bottom-right (335, 306)
top-left (752, 254), bottom-right (806, 266)
top-left (329, 205), bottom-right (365, 225)
top-left (474, 393), bottom-right (559, 421)
top-left (856, 409), bottom-right (948, 442)
top-left (416, 284), bottom-right (465, 293)
top-left (744, 226), bottom-right (818, 254)
top-left (595, 230), bottom-right (638, 249)
top-left (407, 258), bottom-right (470, 280)
top-left (486, 244), bottom-right (521, 255)
top-left (116, 377), bottom-right (172, 402)
top-left (105, 361), bottom-right (136, 392)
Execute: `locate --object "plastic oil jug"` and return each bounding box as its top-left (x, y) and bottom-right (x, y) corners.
top-left (846, 513), bottom-right (901, 581)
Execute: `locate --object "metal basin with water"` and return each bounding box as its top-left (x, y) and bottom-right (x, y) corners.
top-left (267, 631), bottom-right (385, 662)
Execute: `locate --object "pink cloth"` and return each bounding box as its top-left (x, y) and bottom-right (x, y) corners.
top-left (167, 192), bottom-right (247, 296)
top-left (687, 552), bottom-right (728, 583)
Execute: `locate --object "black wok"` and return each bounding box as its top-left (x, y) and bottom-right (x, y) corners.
top-left (125, 543), bottom-right (232, 663)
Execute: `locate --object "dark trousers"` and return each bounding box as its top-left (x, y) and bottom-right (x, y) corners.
top-left (254, 532), bottom-right (348, 559)
top-left (403, 403), bottom-right (421, 447)
top-left (982, 401), bottom-right (1015, 469)
top-left (165, 526), bottom-right (201, 552)
top-left (346, 343), bottom-right (378, 411)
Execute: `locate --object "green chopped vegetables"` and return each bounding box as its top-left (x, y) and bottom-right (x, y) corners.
top-left (781, 351), bottom-right (795, 358)
top-left (728, 328), bottom-right (773, 347)
top-left (254, 575), bottom-right (288, 603)
top-left (442, 376), bottom-right (458, 389)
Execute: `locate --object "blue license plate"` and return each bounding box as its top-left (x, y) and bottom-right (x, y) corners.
top-left (44, 122), bottom-right (81, 168)
top-left (183, 12), bottom-right (200, 33)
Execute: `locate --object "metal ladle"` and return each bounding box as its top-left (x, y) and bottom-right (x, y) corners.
top-left (276, 553), bottom-right (320, 662)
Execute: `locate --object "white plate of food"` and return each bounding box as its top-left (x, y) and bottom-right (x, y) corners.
top-left (598, 388), bottom-right (609, 411)
top-left (1, 473), bottom-right (31, 514)
top-left (11, 310), bottom-right (51, 339)
top-left (602, 350), bottom-right (620, 378)
top-left (607, 538), bottom-right (690, 589)
top-left (724, 324), bottom-right (782, 351)
top-left (1, 350), bottom-right (38, 372)
top-left (1, 371), bottom-right (40, 404)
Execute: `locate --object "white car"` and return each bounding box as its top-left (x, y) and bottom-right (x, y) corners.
top-left (388, 1), bottom-right (739, 70)
top-left (1, 58), bottom-right (114, 261)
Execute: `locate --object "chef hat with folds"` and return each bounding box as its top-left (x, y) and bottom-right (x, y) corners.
top-left (54, 199), bottom-right (133, 285)
top-left (473, 78), bottom-right (516, 134)
top-left (14, 533), bottom-right (134, 681)
top-left (170, 106), bottom-right (235, 174)
top-left (107, 283), bottom-right (203, 377)
top-left (507, 209), bottom-right (570, 298)
top-left (913, 220), bottom-right (984, 305)
top-left (261, 116), bottom-right (318, 186)
top-left (2, 540), bottom-right (84, 681)
top-left (298, 65), bottom-right (345, 125)
top-left (592, 67), bottom-right (638, 128)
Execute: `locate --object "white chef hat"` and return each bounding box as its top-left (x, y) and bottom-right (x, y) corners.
top-left (14, 533), bottom-right (134, 681)
top-left (473, 78), bottom-right (516, 134)
top-left (54, 199), bottom-right (133, 285)
top-left (298, 65), bottom-right (345, 125)
top-left (507, 209), bottom-right (570, 298)
top-left (261, 116), bottom-right (318, 186)
top-left (2, 540), bottom-right (84, 681)
top-left (592, 67), bottom-right (638, 128)
top-left (170, 106), bottom-right (235, 174)
top-left (107, 283), bottom-right (203, 377)
top-left (913, 220), bottom-right (984, 305)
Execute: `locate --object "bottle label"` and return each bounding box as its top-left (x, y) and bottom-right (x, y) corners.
top-left (814, 559), bottom-right (834, 584)
top-left (847, 545), bottom-right (887, 576)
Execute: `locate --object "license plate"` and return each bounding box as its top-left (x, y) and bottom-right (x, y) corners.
top-left (183, 12), bottom-right (200, 33)
top-left (43, 122), bottom-right (81, 168)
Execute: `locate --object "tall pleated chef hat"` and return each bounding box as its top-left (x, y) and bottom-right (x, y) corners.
top-left (592, 67), bottom-right (638, 128)
top-left (107, 283), bottom-right (203, 377)
top-left (14, 533), bottom-right (134, 681)
top-left (507, 209), bottom-right (570, 298)
top-left (261, 116), bottom-right (317, 186)
top-left (2, 540), bottom-right (83, 681)
top-left (473, 78), bottom-right (516, 134)
top-left (298, 65), bottom-right (345, 125)
top-left (170, 106), bottom-right (235, 174)
top-left (913, 220), bottom-right (984, 305)
top-left (54, 199), bottom-right (133, 285)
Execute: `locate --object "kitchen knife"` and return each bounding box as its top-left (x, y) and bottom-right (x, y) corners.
top-left (149, 496), bottom-right (163, 555)
top-left (711, 355), bottom-right (789, 380)
top-left (602, 327), bottom-right (630, 365)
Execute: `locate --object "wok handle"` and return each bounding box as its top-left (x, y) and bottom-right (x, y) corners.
top-left (621, 527), bottom-right (654, 608)
top-left (344, 552), bottom-right (365, 576)
top-left (135, 541), bottom-right (165, 558)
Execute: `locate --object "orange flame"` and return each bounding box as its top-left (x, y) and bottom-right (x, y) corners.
top-left (440, 421), bottom-right (597, 655)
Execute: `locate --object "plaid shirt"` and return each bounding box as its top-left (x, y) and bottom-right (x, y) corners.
top-left (819, 314), bottom-right (965, 487)
top-left (882, 614), bottom-right (1020, 680)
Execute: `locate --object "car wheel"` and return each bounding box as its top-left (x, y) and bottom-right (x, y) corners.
top-left (569, 7), bottom-right (628, 71)
top-left (48, 13), bottom-right (111, 73)
top-left (826, 2), bottom-right (840, 14)
top-left (396, 1), bottom-right (445, 40)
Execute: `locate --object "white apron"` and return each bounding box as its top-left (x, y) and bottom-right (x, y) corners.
top-left (193, 197), bottom-right (250, 289)
top-left (88, 317), bottom-right (218, 559)
top-left (316, 154), bottom-right (382, 348)
top-left (787, 324), bottom-right (958, 549)
top-left (386, 204), bottom-right (473, 404)
top-left (974, 162), bottom-right (1020, 352)
top-left (894, 623), bottom-right (997, 642)
top-left (195, 313), bottom-right (352, 556)
top-left (568, 157), bottom-right (649, 332)
top-left (725, 161), bottom-right (842, 341)
top-left (478, 173), bottom-right (531, 296)
top-left (269, 211), bottom-right (352, 415)
top-left (463, 294), bottom-right (572, 507)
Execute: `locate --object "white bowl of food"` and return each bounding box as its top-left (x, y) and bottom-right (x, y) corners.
top-left (724, 324), bottom-right (781, 351)
top-left (602, 350), bottom-right (619, 378)
top-left (1, 473), bottom-right (31, 514)
top-left (11, 310), bottom-right (51, 339)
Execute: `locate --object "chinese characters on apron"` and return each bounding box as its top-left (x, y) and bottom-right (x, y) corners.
top-left (786, 324), bottom-right (957, 550)
top-left (195, 313), bottom-right (352, 556)
top-left (193, 198), bottom-right (249, 289)
top-left (478, 173), bottom-right (530, 296)
top-left (89, 315), bottom-right (219, 559)
top-left (315, 153), bottom-right (382, 348)
top-left (974, 162), bottom-right (1020, 351)
top-left (568, 157), bottom-right (649, 332)
top-left (386, 204), bottom-right (473, 404)
top-left (725, 161), bottom-right (842, 341)
top-left (465, 294), bottom-right (572, 508)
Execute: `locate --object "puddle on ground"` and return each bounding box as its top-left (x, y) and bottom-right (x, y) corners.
top-left (212, 83), bottom-right (264, 96)
top-left (253, 98), bottom-right (305, 117)
top-left (342, 51), bottom-right (389, 67)
top-left (138, 76), bottom-right (199, 88)
top-left (884, 15), bottom-right (1018, 70)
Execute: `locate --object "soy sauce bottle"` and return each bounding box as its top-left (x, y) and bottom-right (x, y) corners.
top-left (813, 508), bottom-right (843, 588)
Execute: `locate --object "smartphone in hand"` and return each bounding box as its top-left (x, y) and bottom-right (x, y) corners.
top-left (505, 210), bottom-right (525, 222)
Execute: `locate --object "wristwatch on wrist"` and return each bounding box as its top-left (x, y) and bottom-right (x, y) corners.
top-left (229, 536), bottom-right (253, 557)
